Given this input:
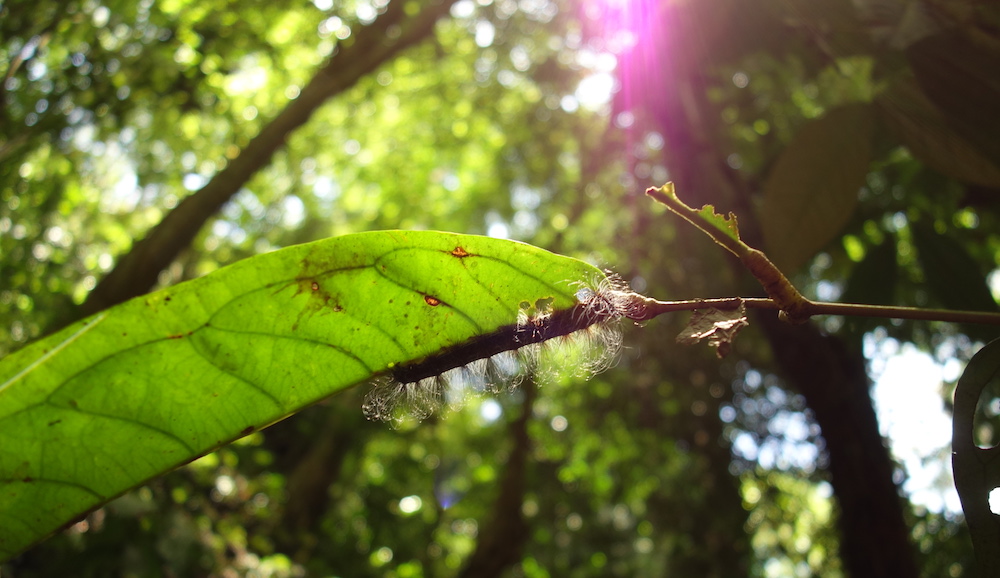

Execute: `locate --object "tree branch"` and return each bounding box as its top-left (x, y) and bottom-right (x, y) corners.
top-left (457, 380), bottom-right (534, 578)
top-left (646, 183), bottom-right (812, 321)
top-left (75, 0), bottom-right (457, 321)
top-left (631, 295), bottom-right (1000, 326)
top-left (643, 182), bottom-right (1000, 328)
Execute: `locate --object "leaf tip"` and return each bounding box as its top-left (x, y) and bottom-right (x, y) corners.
top-left (645, 181), bottom-right (677, 200)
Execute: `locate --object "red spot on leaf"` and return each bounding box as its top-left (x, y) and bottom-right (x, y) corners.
top-left (240, 426), bottom-right (255, 436)
top-left (311, 281), bottom-right (320, 291)
top-left (451, 246), bottom-right (470, 257)
top-left (424, 295), bottom-right (441, 306)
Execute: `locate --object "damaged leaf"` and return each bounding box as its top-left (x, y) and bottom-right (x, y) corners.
top-left (676, 304), bottom-right (749, 358)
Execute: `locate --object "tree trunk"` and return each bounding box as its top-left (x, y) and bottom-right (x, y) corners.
top-left (757, 316), bottom-right (918, 577)
top-left (609, 3), bottom-right (919, 573)
top-left (458, 380), bottom-right (535, 578)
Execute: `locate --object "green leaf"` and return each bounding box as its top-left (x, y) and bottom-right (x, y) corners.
top-left (646, 182), bottom-right (745, 252)
top-left (876, 75), bottom-right (1000, 187)
top-left (908, 32), bottom-right (1000, 169)
top-left (0, 230), bottom-right (603, 560)
top-left (761, 103), bottom-right (874, 272)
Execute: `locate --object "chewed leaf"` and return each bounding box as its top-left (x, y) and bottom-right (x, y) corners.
top-left (0, 230), bottom-right (610, 561)
top-left (648, 182), bottom-right (742, 244)
top-left (676, 305), bottom-right (748, 358)
top-left (695, 205), bottom-right (741, 244)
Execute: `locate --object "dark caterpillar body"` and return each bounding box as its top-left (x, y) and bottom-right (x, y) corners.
top-left (364, 275), bottom-right (643, 424)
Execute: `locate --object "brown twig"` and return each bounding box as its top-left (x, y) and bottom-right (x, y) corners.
top-left (645, 183), bottom-right (1000, 327)
top-left (631, 294), bottom-right (1000, 326)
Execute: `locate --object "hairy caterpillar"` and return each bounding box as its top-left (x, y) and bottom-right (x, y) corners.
top-left (363, 274), bottom-right (644, 424)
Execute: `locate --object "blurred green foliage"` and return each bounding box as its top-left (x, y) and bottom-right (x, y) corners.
top-left (2, 0), bottom-right (998, 576)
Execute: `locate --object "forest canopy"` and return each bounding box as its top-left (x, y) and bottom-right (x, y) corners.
top-left (2, 0), bottom-right (999, 576)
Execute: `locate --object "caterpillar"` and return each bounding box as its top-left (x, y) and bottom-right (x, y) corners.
top-left (363, 273), bottom-right (645, 424)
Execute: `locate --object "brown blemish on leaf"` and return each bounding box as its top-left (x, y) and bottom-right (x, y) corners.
top-left (240, 426), bottom-right (255, 436)
top-left (424, 295), bottom-right (441, 306)
top-left (291, 276), bottom-right (343, 329)
top-left (451, 246), bottom-right (470, 257)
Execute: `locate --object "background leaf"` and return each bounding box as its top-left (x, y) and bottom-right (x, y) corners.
top-left (908, 32), bottom-right (1000, 169)
top-left (0, 230), bottom-right (602, 560)
top-left (761, 103), bottom-right (875, 272)
top-left (876, 75), bottom-right (1000, 187)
